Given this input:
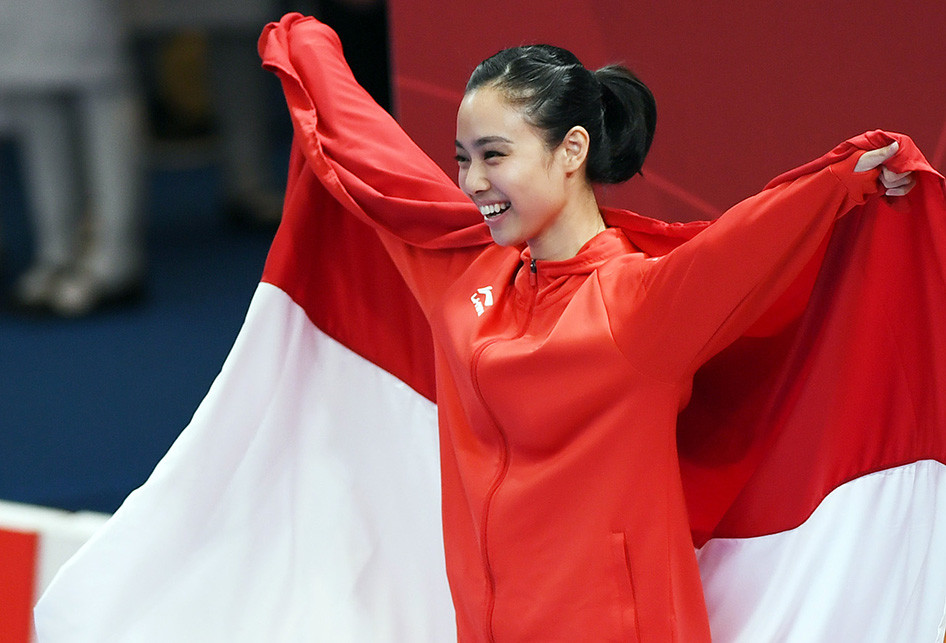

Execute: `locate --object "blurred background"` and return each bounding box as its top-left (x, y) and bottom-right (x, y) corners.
top-left (0, 0), bottom-right (391, 515)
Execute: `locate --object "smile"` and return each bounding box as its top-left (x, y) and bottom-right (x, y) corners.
top-left (479, 202), bottom-right (511, 219)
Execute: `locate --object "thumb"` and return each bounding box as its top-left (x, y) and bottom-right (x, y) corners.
top-left (854, 140), bottom-right (899, 173)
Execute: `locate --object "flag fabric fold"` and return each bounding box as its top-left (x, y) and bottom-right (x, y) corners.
top-left (34, 13), bottom-right (946, 642)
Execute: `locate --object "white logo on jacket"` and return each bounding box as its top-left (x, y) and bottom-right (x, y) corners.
top-left (471, 286), bottom-right (494, 316)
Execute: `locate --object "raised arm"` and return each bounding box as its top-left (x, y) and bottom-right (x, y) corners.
top-left (258, 13), bottom-right (492, 310)
top-left (608, 139), bottom-right (905, 381)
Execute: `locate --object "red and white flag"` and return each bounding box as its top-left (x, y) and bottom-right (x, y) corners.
top-left (34, 14), bottom-right (946, 642)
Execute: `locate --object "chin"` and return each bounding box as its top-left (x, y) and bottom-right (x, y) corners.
top-left (488, 230), bottom-right (521, 248)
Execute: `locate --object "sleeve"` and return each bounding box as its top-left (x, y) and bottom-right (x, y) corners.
top-left (258, 13), bottom-right (493, 312)
top-left (608, 150), bottom-right (882, 381)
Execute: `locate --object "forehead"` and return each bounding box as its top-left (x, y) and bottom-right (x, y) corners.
top-left (456, 86), bottom-right (539, 145)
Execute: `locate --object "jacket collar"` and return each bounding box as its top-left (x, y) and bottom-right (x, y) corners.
top-left (514, 228), bottom-right (637, 305)
top-left (511, 208), bottom-right (710, 305)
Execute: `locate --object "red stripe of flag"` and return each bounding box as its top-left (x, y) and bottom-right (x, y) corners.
top-left (0, 527), bottom-right (38, 643)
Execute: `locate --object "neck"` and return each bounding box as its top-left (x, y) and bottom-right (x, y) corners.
top-left (527, 185), bottom-right (605, 261)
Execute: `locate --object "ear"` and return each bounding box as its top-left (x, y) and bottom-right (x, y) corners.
top-left (560, 126), bottom-right (591, 174)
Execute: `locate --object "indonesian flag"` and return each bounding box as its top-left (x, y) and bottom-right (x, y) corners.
top-left (34, 14), bottom-right (946, 642)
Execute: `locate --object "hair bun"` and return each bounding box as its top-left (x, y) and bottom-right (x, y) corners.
top-left (591, 65), bottom-right (657, 183)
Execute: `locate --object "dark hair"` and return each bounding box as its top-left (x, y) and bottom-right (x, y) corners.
top-left (466, 45), bottom-right (656, 184)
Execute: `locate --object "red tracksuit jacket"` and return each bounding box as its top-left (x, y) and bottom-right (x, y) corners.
top-left (260, 14), bottom-right (892, 642)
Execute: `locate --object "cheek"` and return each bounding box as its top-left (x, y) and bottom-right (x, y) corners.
top-left (518, 174), bottom-right (560, 209)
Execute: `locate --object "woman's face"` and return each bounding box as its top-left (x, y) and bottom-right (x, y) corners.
top-left (455, 86), bottom-right (571, 253)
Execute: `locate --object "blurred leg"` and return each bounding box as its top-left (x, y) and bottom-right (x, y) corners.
top-left (51, 81), bottom-right (145, 316)
top-left (78, 82), bottom-right (145, 282)
top-left (9, 92), bottom-right (81, 307)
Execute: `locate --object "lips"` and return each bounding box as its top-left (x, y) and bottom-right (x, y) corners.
top-left (479, 202), bottom-right (511, 219)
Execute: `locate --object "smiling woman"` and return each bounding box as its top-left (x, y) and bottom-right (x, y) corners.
top-left (248, 16), bottom-right (920, 642)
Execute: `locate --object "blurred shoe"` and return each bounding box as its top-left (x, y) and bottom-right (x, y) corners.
top-left (47, 268), bottom-right (145, 317)
top-left (12, 263), bottom-right (65, 310)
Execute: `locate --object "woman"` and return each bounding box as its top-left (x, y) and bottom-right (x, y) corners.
top-left (35, 13), bottom-right (944, 643)
top-left (265, 14), bottom-right (912, 641)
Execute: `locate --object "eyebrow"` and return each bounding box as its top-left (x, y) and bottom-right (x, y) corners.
top-left (455, 136), bottom-right (513, 149)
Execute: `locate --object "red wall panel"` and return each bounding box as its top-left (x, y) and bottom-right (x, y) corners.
top-left (388, 1), bottom-right (946, 222)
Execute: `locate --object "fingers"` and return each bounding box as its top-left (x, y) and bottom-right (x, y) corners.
top-left (881, 166), bottom-right (910, 184)
top-left (851, 139), bottom-right (916, 196)
top-left (853, 140), bottom-right (900, 173)
top-left (882, 171), bottom-right (916, 196)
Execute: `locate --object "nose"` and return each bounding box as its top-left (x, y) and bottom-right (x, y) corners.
top-left (461, 161), bottom-right (489, 196)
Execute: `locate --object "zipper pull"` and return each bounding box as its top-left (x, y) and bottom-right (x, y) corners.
top-left (529, 259), bottom-right (537, 288)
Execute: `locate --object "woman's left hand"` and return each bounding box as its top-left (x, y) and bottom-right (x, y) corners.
top-left (854, 141), bottom-right (916, 196)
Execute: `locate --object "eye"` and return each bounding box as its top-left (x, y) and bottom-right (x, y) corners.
top-left (455, 153), bottom-right (470, 166)
top-left (483, 150), bottom-right (506, 161)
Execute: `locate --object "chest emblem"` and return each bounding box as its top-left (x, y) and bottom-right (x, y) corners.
top-left (470, 286), bottom-right (494, 316)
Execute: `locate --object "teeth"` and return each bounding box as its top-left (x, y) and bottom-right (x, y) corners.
top-left (479, 202), bottom-right (510, 217)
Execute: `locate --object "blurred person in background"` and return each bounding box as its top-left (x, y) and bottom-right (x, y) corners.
top-left (0, 0), bottom-right (146, 316)
top-left (0, 0), bottom-right (390, 316)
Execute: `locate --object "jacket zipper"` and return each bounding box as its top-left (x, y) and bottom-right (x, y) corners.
top-left (470, 258), bottom-right (539, 641)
